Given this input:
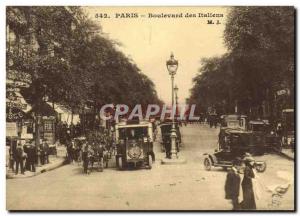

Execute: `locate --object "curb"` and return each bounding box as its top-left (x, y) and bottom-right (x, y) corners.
top-left (274, 150), bottom-right (294, 161)
top-left (6, 157), bottom-right (67, 179)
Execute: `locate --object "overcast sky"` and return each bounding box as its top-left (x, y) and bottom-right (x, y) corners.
top-left (85, 7), bottom-right (229, 104)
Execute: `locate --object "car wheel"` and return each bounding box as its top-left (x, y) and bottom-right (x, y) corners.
top-left (255, 162), bottom-right (267, 172)
top-left (204, 157), bottom-right (212, 171)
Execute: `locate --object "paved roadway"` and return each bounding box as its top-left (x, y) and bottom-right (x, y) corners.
top-left (6, 124), bottom-right (294, 210)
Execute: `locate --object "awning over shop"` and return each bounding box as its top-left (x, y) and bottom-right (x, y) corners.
top-left (28, 102), bottom-right (56, 117)
top-left (46, 102), bottom-right (80, 125)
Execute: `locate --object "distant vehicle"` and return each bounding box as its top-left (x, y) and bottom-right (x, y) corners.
top-left (219, 114), bottom-right (248, 151)
top-left (248, 120), bottom-right (281, 152)
top-left (281, 109), bottom-right (294, 148)
top-left (219, 115), bottom-right (280, 154)
top-left (115, 119), bottom-right (154, 170)
top-left (220, 114), bottom-right (247, 130)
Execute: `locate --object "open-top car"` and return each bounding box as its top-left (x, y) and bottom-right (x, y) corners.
top-left (115, 119), bottom-right (154, 170)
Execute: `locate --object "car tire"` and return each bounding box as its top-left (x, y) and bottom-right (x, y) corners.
top-left (255, 162), bottom-right (267, 173)
top-left (204, 157), bottom-right (212, 171)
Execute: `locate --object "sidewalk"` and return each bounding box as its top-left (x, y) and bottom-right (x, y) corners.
top-left (6, 145), bottom-right (67, 179)
top-left (279, 148), bottom-right (294, 160)
top-left (273, 147), bottom-right (294, 161)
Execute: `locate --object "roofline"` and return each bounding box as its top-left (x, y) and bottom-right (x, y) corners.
top-left (116, 123), bottom-right (151, 128)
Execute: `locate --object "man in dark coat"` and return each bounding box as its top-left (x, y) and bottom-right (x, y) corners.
top-left (27, 143), bottom-right (36, 172)
top-left (15, 143), bottom-right (25, 175)
top-left (225, 159), bottom-right (241, 210)
top-left (23, 142), bottom-right (30, 171)
top-left (82, 142), bottom-right (88, 174)
top-left (164, 137), bottom-right (171, 159)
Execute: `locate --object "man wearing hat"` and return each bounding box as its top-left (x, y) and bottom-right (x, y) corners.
top-left (15, 142), bottom-right (25, 175)
top-left (241, 154), bottom-right (256, 210)
top-left (27, 141), bottom-right (36, 172)
top-left (225, 158), bottom-right (241, 210)
top-left (81, 141), bottom-right (89, 174)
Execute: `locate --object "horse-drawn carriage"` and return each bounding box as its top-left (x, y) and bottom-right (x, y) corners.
top-left (69, 131), bottom-right (115, 174)
top-left (85, 143), bottom-right (105, 173)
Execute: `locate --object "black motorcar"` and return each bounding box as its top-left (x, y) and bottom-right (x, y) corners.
top-left (204, 128), bottom-right (267, 173)
top-left (115, 120), bottom-right (154, 170)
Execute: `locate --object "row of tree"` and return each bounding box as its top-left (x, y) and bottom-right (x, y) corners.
top-left (7, 6), bottom-right (161, 122)
top-left (189, 6), bottom-right (294, 119)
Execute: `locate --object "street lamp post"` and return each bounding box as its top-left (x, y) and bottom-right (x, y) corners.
top-left (162, 53), bottom-right (186, 164)
top-left (174, 85), bottom-right (179, 118)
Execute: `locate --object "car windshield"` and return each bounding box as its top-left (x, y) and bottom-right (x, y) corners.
top-left (118, 127), bottom-right (148, 139)
top-left (251, 124), bottom-right (270, 132)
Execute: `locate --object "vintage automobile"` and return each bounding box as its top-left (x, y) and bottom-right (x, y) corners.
top-left (115, 119), bottom-right (154, 170)
top-left (248, 120), bottom-right (281, 152)
top-left (281, 109), bottom-right (294, 149)
top-left (220, 114), bottom-right (247, 130)
top-left (219, 115), bottom-right (280, 154)
top-left (203, 131), bottom-right (267, 173)
top-left (159, 121), bottom-right (181, 154)
top-left (205, 114), bottom-right (267, 172)
top-left (218, 114), bottom-right (247, 151)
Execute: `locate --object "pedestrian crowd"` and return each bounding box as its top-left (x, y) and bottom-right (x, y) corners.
top-left (8, 138), bottom-right (51, 175)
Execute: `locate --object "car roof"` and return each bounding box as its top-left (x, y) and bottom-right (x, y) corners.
top-left (222, 114), bottom-right (247, 120)
top-left (223, 128), bottom-right (250, 134)
top-left (249, 120), bottom-right (270, 125)
top-left (116, 122), bottom-right (150, 128)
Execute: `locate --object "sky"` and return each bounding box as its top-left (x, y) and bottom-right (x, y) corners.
top-left (84, 7), bottom-right (229, 104)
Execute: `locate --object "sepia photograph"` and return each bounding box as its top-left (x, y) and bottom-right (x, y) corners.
top-left (5, 6), bottom-right (295, 211)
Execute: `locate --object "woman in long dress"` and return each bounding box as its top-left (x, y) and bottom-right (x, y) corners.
top-left (241, 157), bottom-right (256, 210)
